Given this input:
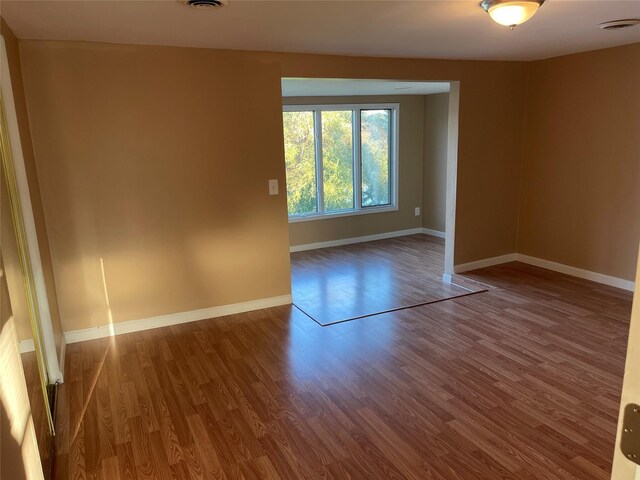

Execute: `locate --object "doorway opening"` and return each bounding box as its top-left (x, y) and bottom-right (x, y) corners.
top-left (281, 78), bottom-right (479, 325)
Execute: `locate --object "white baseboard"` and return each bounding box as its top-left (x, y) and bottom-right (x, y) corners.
top-left (64, 294), bottom-right (293, 344)
top-left (517, 254), bottom-right (635, 292)
top-left (454, 254), bottom-right (518, 274)
top-left (289, 227), bottom-right (445, 253)
top-left (17, 334), bottom-right (66, 382)
top-left (421, 228), bottom-right (446, 239)
top-left (290, 228), bottom-right (424, 253)
top-left (58, 335), bottom-right (66, 381)
top-left (19, 338), bottom-right (35, 354)
top-left (454, 253), bottom-right (635, 292)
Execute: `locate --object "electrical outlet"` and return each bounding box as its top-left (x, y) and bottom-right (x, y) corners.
top-left (415, 207), bottom-right (421, 216)
top-left (269, 179), bottom-right (279, 195)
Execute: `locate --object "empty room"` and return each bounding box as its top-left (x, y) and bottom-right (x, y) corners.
top-left (282, 78), bottom-right (481, 327)
top-left (0, 1), bottom-right (639, 479)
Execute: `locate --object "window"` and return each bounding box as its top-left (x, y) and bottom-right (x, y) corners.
top-left (283, 104), bottom-right (398, 220)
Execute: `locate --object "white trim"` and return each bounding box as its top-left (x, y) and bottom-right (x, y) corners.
top-left (288, 205), bottom-right (398, 223)
top-left (64, 294), bottom-right (293, 344)
top-left (19, 338), bottom-right (35, 354)
top-left (611, 244), bottom-right (640, 479)
top-left (444, 83), bottom-right (460, 276)
top-left (390, 104), bottom-right (400, 212)
top-left (421, 228), bottom-right (445, 239)
top-left (354, 109), bottom-right (362, 209)
top-left (290, 228), bottom-right (424, 253)
top-left (517, 254), bottom-right (635, 292)
top-left (454, 254), bottom-right (518, 274)
top-left (284, 103), bottom-right (399, 220)
top-left (57, 335), bottom-right (66, 380)
top-left (453, 252), bottom-right (635, 292)
top-left (283, 102), bottom-right (399, 113)
top-left (1, 37), bottom-right (62, 383)
top-left (314, 109), bottom-right (324, 216)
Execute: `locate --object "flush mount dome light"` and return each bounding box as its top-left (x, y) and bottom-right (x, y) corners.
top-left (481, 0), bottom-right (545, 28)
top-left (180, 0), bottom-right (228, 9)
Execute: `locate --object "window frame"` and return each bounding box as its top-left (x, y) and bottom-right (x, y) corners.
top-left (283, 103), bottom-right (400, 223)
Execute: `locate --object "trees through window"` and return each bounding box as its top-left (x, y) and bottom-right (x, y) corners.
top-left (283, 104), bottom-right (398, 219)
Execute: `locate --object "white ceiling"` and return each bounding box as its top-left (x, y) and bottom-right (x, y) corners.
top-left (1, 1), bottom-right (639, 61)
top-left (282, 79), bottom-right (450, 97)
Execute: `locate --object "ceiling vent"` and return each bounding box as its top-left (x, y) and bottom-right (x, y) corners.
top-left (598, 19), bottom-right (640, 30)
top-left (181, 0), bottom-right (228, 9)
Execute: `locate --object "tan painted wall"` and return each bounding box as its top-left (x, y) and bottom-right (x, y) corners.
top-left (518, 43), bottom-right (640, 281)
top-left (20, 40), bottom-right (528, 332)
top-left (268, 52), bottom-right (528, 266)
top-left (422, 92), bottom-right (449, 232)
top-left (20, 41), bottom-right (292, 332)
top-left (284, 95), bottom-right (425, 246)
top-left (1, 19), bottom-right (64, 356)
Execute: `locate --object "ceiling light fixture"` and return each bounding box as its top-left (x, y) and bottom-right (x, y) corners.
top-left (480, 0), bottom-right (545, 29)
top-left (180, 0), bottom-right (228, 9)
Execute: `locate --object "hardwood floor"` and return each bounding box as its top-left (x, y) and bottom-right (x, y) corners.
top-left (52, 261), bottom-right (631, 480)
top-left (291, 235), bottom-right (484, 325)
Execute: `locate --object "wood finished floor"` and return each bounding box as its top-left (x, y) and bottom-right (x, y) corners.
top-left (291, 235), bottom-right (483, 325)
top-left (52, 261), bottom-right (632, 480)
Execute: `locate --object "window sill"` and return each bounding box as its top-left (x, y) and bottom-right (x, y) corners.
top-left (288, 206), bottom-right (399, 224)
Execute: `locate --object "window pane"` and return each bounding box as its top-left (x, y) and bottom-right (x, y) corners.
top-left (361, 109), bottom-right (391, 207)
top-left (321, 111), bottom-right (354, 212)
top-left (283, 111), bottom-right (318, 216)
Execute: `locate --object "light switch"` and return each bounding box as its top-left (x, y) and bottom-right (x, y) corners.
top-left (269, 179), bottom-right (279, 195)
top-left (415, 207), bottom-right (421, 216)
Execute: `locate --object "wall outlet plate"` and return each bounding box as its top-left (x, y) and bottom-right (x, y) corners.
top-left (415, 207), bottom-right (421, 216)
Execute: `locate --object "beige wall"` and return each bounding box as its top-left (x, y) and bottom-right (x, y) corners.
top-left (1, 19), bottom-right (64, 356)
top-left (518, 43), bottom-right (640, 281)
top-left (269, 53), bottom-right (528, 265)
top-left (284, 95), bottom-right (425, 246)
top-left (20, 40), bottom-right (528, 332)
top-left (422, 92), bottom-right (449, 232)
top-left (20, 41), bottom-right (292, 332)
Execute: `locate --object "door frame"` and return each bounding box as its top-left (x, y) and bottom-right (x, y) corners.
top-left (1, 35), bottom-right (62, 383)
top-left (444, 81), bottom-right (460, 278)
top-left (612, 243), bottom-right (640, 478)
